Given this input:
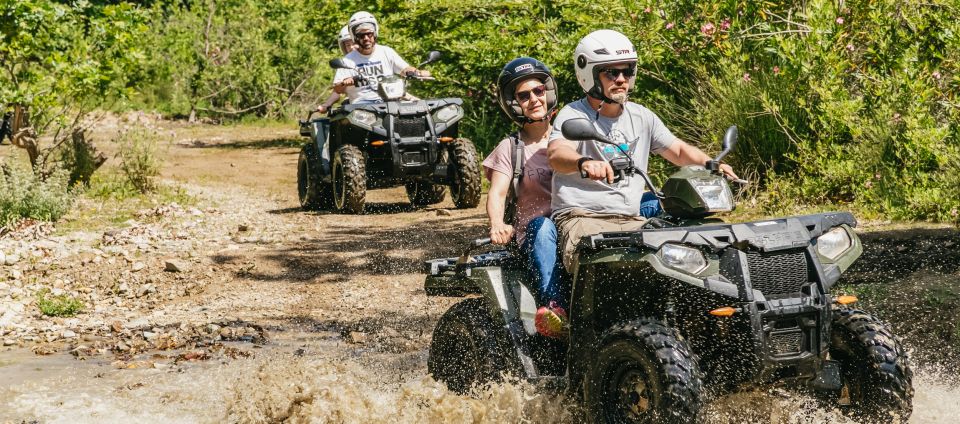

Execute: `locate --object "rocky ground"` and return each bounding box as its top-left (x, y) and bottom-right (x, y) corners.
top-left (0, 115), bottom-right (958, 423)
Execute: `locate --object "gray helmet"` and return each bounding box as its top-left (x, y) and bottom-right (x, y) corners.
top-left (496, 57), bottom-right (558, 124)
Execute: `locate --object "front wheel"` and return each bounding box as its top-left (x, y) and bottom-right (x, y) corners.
top-left (428, 298), bottom-right (520, 394)
top-left (331, 144), bottom-right (366, 214)
top-left (297, 144), bottom-right (332, 210)
top-left (827, 308), bottom-right (914, 423)
top-left (586, 319), bottom-right (704, 424)
top-left (447, 138), bottom-right (481, 209)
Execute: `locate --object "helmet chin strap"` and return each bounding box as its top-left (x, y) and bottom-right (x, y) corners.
top-left (588, 91), bottom-right (624, 120)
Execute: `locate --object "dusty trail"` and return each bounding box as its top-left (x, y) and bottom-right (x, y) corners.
top-left (0, 121), bottom-right (958, 422)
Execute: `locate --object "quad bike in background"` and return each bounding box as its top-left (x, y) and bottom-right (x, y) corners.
top-left (297, 51), bottom-right (481, 214)
top-left (425, 121), bottom-right (914, 423)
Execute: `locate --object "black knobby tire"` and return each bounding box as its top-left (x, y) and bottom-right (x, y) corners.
top-left (406, 180), bottom-right (446, 206)
top-left (331, 144), bottom-right (366, 214)
top-left (586, 318), bottom-right (704, 424)
top-left (447, 138), bottom-right (481, 209)
top-left (297, 144), bottom-right (333, 210)
top-left (829, 308), bottom-right (913, 423)
top-left (428, 298), bottom-right (520, 394)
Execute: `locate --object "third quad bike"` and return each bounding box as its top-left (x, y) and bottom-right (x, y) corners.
top-left (425, 120), bottom-right (914, 423)
top-left (297, 51), bottom-right (481, 214)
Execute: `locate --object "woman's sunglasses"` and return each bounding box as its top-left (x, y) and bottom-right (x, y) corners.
top-left (600, 67), bottom-right (636, 79)
top-left (515, 85), bottom-right (546, 102)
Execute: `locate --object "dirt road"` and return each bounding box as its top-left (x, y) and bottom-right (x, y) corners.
top-left (0, 120), bottom-right (957, 422)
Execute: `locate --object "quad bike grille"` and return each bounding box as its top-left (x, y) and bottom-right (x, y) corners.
top-left (768, 330), bottom-right (804, 355)
top-left (746, 249), bottom-right (808, 297)
top-left (395, 115), bottom-right (427, 137)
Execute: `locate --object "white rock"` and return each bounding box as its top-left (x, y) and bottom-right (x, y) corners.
top-left (0, 251), bottom-right (5, 265)
top-left (132, 262), bottom-right (146, 272)
top-left (61, 330), bottom-right (77, 338)
top-left (4, 253), bottom-right (19, 266)
top-left (3, 339), bottom-right (14, 346)
top-left (143, 331), bottom-right (157, 340)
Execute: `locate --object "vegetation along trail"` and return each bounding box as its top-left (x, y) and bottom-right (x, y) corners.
top-left (1, 122), bottom-right (958, 422)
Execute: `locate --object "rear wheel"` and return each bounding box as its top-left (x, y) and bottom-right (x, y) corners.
top-left (586, 319), bottom-right (704, 424)
top-left (828, 308), bottom-right (913, 423)
top-left (331, 144), bottom-right (366, 214)
top-left (447, 138), bottom-right (481, 209)
top-left (405, 180), bottom-right (446, 206)
top-left (297, 144), bottom-right (332, 210)
top-left (428, 298), bottom-right (519, 394)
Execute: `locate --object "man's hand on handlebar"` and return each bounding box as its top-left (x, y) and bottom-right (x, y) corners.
top-left (316, 104), bottom-right (328, 114)
top-left (581, 160), bottom-right (616, 184)
top-left (489, 223), bottom-right (514, 245)
top-left (718, 163), bottom-right (742, 182)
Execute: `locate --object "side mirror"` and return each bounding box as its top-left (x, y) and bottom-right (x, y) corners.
top-left (561, 118), bottom-right (613, 144)
top-left (715, 125), bottom-right (738, 162)
top-left (329, 57), bottom-right (356, 70)
top-left (419, 50), bottom-right (442, 67)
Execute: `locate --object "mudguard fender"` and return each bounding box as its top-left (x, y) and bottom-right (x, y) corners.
top-left (471, 267), bottom-right (538, 336)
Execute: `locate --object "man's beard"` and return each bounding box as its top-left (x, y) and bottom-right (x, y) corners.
top-left (609, 91), bottom-right (629, 104)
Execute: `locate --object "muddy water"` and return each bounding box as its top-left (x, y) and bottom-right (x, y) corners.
top-left (2, 333), bottom-right (958, 423)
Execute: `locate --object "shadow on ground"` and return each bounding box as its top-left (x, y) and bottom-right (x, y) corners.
top-left (212, 212), bottom-right (486, 284)
top-left (841, 227), bottom-right (960, 368)
top-left (179, 137), bottom-right (302, 150)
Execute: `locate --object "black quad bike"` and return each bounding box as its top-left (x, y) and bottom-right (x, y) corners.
top-left (424, 120), bottom-right (914, 423)
top-left (297, 51), bottom-right (481, 214)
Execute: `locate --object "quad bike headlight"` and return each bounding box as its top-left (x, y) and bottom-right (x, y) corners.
top-left (657, 243), bottom-right (708, 275)
top-left (347, 109), bottom-right (379, 130)
top-left (817, 226), bottom-right (852, 260)
top-left (690, 175), bottom-right (735, 212)
top-left (433, 104), bottom-right (462, 124)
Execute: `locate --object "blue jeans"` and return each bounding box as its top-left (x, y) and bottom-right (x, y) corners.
top-left (521, 216), bottom-right (567, 310)
top-left (640, 191), bottom-right (662, 218)
top-left (522, 193), bottom-right (660, 310)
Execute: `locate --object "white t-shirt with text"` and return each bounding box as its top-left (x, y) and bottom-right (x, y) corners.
top-left (333, 45), bottom-right (410, 104)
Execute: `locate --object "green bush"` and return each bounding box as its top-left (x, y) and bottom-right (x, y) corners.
top-left (114, 124), bottom-right (164, 193)
top-left (36, 289), bottom-right (84, 318)
top-left (0, 162), bottom-right (74, 228)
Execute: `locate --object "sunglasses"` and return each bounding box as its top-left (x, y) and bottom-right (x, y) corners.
top-left (515, 85), bottom-right (546, 102)
top-left (356, 32), bottom-right (375, 39)
top-left (600, 66), bottom-right (636, 79)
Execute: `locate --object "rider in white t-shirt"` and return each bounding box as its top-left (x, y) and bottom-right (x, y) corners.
top-left (332, 12), bottom-right (430, 104)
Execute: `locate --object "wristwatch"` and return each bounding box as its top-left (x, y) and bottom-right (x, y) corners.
top-left (577, 157), bottom-right (591, 178)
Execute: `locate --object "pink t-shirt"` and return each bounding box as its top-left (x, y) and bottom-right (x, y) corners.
top-left (482, 136), bottom-right (553, 244)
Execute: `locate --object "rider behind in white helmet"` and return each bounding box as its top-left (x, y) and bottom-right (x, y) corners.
top-left (547, 29), bottom-right (739, 272)
top-left (332, 11), bottom-right (429, 104)
top-left (317, 26), bottom-right (357, 114)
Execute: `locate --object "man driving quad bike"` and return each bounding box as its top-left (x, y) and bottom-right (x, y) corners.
top-left (425, 28), bottom-right (913, 424)
top-left (333, 11), bottom-right (430, 104)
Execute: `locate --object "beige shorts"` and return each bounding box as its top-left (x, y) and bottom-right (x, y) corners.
top-left (553, 208), bottom-right (647, 274)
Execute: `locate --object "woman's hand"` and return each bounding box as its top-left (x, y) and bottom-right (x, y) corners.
top-left (490, 223), bottom-right (514, 245)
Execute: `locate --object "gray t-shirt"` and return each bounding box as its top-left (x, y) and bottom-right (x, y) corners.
top-left (549, 98), bottom-right (677, 215)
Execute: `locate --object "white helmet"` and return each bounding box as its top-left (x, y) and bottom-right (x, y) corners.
top-left (337, 25), bottom-right (353, 54)
top-left (348, 11), bottom-right (378, 41)
top-left (574, 30), bottom-right (638, 101)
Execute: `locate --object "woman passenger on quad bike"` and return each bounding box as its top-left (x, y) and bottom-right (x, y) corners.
top-left (482, 57), bottom-right (568, 339)
top-left (316, 25), bottom-right (356, 114)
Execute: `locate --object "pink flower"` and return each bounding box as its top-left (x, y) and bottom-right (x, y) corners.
top-left (951, 208), bottom-right (958, 218)
top-left (644, 7), bottom-right (651, 13)
top-left (933, 71), bottom-right (942, 79)
top-left (701, 22), bottom-right (716, 36)
top-left (773, 66), bottom-right (780, 74)
top-left (665, 22), bottom-right (675, 30)
top-left (865, 181), bottom-right (873, 188)
top-left (836, 17), bottom-right (844, 24)
top-left (720, 19), bottom-right (731, 31)
top-left (846, 43), bottom-right (855, 51)
top-left (742, 72), bottom-right (751, 82)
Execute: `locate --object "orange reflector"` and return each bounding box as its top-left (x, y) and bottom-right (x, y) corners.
top-left (709, 307), bottom-right (737, 317)
top-left (439, 136), bottom-right (454, 143)
top-left (370, 140), bottom-right (386, 147)
top-left (836, 295), bottom-right (858, 305)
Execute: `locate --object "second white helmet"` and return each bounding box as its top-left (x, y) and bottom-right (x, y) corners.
top-left (574, 30), bottom-right (638, 100)
top-left (338, 25), bottom-right (353, 54)
top-left (348, 11), bottom-right (378, 40)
